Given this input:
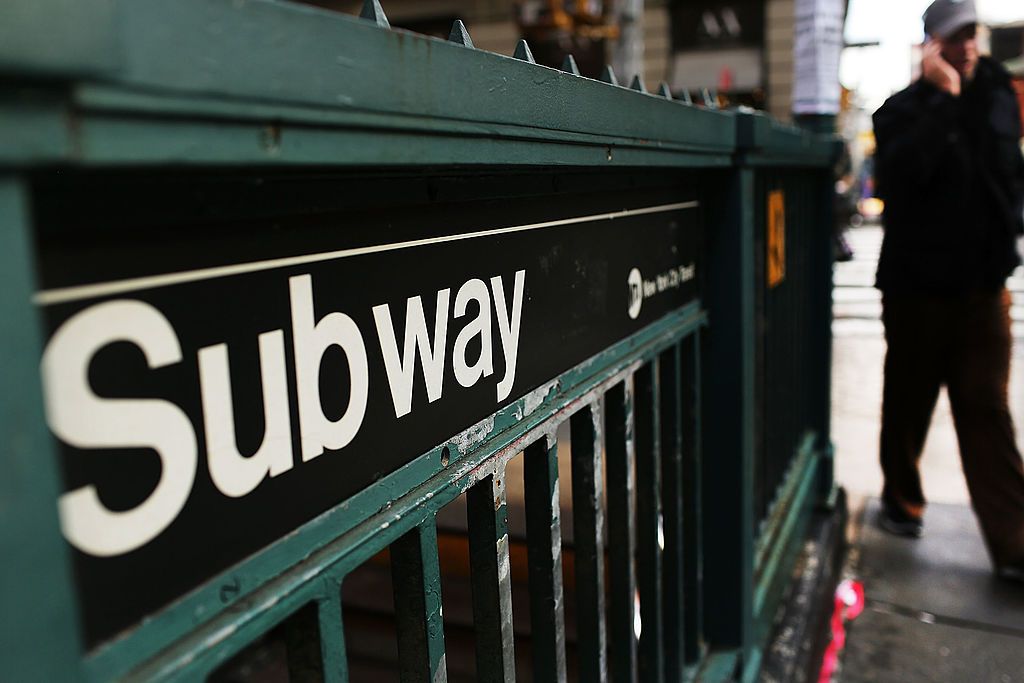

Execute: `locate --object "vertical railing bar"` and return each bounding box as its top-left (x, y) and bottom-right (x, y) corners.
top-left (317, 579), bottom-right (348, 683)
top-left (754, 172), bottom-right (768, 529)
top-left (390, 517), bottom-right (448, 683)
top-left (467, 465), bottom-right (516, 683)
top-left (605, 378), bottom-right (638, 683)
top-left (635, 360), bottom-right (665, 683)
top-left (284, 602), bottom-right (326, 683)
top-left (683, 334), bottom-right (704, 664)
top-left (524, 432), bottom-right (569, 683)
top-left (570, 402), bottom-right (608, 683)
top-left (659, 344), bottom-right (686, 679)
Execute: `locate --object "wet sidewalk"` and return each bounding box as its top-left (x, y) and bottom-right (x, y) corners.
top-left (840, 500), bottom-right (1024, 682)
top-left (830, 226), bottom-right (1024, 682)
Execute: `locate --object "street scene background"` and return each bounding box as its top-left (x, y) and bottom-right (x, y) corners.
top-left (831, 225), bottom-right (1024, 682)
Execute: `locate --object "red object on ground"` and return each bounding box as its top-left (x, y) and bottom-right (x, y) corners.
top-left (818, 579), bottom-right (865, 683)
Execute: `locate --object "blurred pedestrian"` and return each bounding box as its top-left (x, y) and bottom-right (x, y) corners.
top-left (833, 142), bottom-right (857, 262)
top-left (872, 0), bottom-right (1024, 581)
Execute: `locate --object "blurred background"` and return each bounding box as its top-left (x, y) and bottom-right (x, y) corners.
top-left (298, 1), bottom-right (1023, 205)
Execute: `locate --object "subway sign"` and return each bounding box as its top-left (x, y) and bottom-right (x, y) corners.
top-left (34, 185), bottom-right (700, 645)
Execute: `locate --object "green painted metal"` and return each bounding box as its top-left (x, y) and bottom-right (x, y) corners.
top-left (0, 84), bottom-right (736, 169)
top-left (391, 519), bottom-right (448, 683)
top-left (659, 345), bottom-right (688, 680)
top-left (744, 448), bottom-right (820, 683)
top-left (698, 115), bottom-right (835, 681)
top-left (737, 111), bottom-right (840, 168)
top-left (0, 3), bottom-right (840, 681)
top-left (0, 177), bottom-right (84, 683)
top-left (693, 650), bottom-right (742, 682)
top-left (0, 0), bottom-right (117, 77)
top-left (753, 439), bottom-right (821, 615)
top-left (466, 469), bottom-right (516, 682)
top-left (605, 379), bottom-right (639, 683)
top-left (683, 334), bottom-right (706, 667)
top-left (0, 0), bottom-right (738, 171)
top-left (753, 434), bottom-right (819, 575)
top-left (78, 303), bottom-right (704, 682)
top-left (700, 167), bottom-right (757, 666)
top-left (108, 0), bottom-right (735, 152)
top-left (0, 95), bottom-right (74, 165)
top-left (317, 584), bottom-right (348, 683)
top-left (123, 307), bottom-right (705, 682)
top-left (523, 434), bottom-right (568, 683)
top-left (735, 114), bottom-right (836, 682)
top-left (635, 361), bottom-right (666, 683)
top-left (568, 402), bottom-right (609, 683)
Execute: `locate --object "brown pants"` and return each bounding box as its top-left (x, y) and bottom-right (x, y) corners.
top-left (880, 288), bottom-right (1024, 567)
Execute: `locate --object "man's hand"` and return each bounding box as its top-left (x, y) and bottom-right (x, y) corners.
top-left (922, 40), bottom-right (960, 96)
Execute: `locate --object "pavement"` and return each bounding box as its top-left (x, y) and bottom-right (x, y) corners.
top-left (829, 225), bottom-right (1024, 683)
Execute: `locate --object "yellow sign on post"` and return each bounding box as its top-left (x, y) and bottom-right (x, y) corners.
top-left (767, 189), bottom-right (786, 288)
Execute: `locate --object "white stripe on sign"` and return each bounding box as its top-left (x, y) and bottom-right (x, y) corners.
top-left (34, 201), bottom-right (699, 306)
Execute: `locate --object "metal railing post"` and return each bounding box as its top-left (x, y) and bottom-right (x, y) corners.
top-left (699, 165), bottom-right (757, 669)
top-left (0, 177), bottom-right (84, 683)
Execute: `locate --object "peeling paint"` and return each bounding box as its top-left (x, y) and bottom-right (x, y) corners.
top-left (522, 379), bottom-right (559, 418)
top-left (551, 488), bottom-right (563, 561)
top-left (449, 414), bottom-right (495, 455)
top-left (433, 654), bottom-right (448, 683)
top-left (497, 535), bottom-right (510, 582)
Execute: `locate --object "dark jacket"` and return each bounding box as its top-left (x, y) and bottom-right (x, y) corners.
top-left (872, 56), bottom-right (1024, 294)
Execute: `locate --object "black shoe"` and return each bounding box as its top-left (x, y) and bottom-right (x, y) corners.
top-left (878, 504), bottom-right (923, 538)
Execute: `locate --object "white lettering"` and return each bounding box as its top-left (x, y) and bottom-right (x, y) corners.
top-left (452, 278), bottom-right (493, 388)
top-left (41, 300), bottom-right (197, 557)
top-left (42, 268), bottom-right (532, 557)
top-left (198, 330), bottom-right (293, 498)
top-left (373, 289), bottom-right (451, 418)
top-left (290, 274), bottom-right (369, 462)
top-left (490, 270), bottom-right (526, 402)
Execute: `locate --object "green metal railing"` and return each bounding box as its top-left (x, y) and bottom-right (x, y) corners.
top-left (0, 2), bottom-right (837, 681)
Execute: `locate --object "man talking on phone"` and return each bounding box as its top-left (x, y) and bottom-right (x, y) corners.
top-left (872, 0), bottom-right (1024, 581)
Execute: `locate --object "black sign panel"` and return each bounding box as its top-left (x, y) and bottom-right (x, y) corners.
top-left (34, 179), bottom-right (699, 646)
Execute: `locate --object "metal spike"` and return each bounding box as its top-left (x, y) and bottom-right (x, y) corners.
top-left (680, 89), bottom-right (693, 105)
top-left (599, 65), bottom-right (619, 86)
top-left (658, 82), bottom-right (673, 99)
top-left (449, 20), bottom-right (474, 48)
top-left (561, 54), bottom-right (581, 76)
top-left (630, 75), bottom-right (647, 93)
top-left (513, 39), bottom-right (535, 63)
top-left (359, 0), bottom-right (390, 28)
